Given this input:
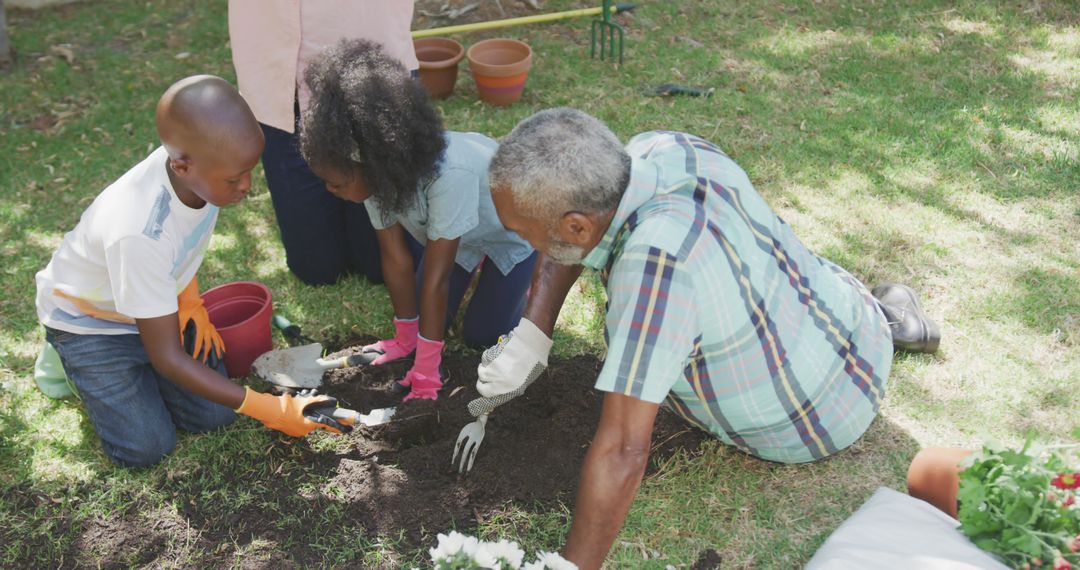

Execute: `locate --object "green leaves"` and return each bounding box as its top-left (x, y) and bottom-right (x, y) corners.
top-left (957, 440), bottom-right (1080, 568)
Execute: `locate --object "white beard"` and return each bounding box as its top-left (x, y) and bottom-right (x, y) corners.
top-left (547, 238), bottom-right (585, 265)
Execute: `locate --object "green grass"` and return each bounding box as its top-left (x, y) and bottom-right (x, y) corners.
top-left (2, 0), bottom-right (1078, 568)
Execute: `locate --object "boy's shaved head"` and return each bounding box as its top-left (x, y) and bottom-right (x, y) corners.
top-left (154, 75), bottom-right (264, 208)
top-left (155, 75), bottom-right (262, 164)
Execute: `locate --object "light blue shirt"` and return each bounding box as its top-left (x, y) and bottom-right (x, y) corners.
top-left (365, 131), bottom-right (533, 274)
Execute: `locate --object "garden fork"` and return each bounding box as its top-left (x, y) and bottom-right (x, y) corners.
top-left (452, 413), bottom-right (488, 473)
top-left (591, 0), bottom-right (624, 64)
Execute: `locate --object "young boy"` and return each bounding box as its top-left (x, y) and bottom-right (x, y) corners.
top-left (35, 75), bottom-right (346, 468)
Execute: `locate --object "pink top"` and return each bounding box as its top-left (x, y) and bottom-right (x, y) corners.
top-left (228, 0), bottom-right (418, 133)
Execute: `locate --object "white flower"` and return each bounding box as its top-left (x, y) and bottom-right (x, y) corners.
top-left (523, 551), bottom-right (578, 570)
top-left (484, 539), bottom-right (525, 569)
top-left (470, 541), bottom-right (500, 569)
top-left (429, 531), bottom-right (469, 562)
top-left (460, 534), bottom-right (482, 558)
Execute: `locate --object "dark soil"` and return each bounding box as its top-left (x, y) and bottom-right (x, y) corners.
top-left (12, 343), bottom-right (706, 569)
top-left (692, 548), bottom-right (723, 570)
top-left (317, 340), bottom-right (709, 541)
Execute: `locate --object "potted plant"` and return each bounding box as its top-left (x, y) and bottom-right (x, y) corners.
top-left (910, 438), bottom-right (1080, 569)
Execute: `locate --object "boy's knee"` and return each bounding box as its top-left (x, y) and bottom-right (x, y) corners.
top-left (183, 406), bottom-right (237, 433)
top-left (107, 430), bottom-right (176, 468)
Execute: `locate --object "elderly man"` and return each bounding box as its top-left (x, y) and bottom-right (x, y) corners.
top-left (475, 108), bottom-right (939, 569)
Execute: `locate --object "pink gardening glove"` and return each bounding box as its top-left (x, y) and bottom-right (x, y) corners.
top-left (359, 317), bottom-right (418, 365)
top-left (399, 335), bottom-right (444, 402)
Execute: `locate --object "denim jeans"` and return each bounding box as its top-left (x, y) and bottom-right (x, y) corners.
top-left (405, 234), bottom-right (539, 348)
top-left (44, 326), bottom-right (236, 468)
top-left (260, 106), bottom-right (383, 286)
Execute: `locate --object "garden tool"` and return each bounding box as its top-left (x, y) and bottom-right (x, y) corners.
top-left (329, 405), bottom-right (397, 428)
top-left (272, 314), bottom-right (316, 346)
top-left (452, 365), bottom-right (544, 473)
top-left (251, 343), bottom-right (384, 390)
top-left (411, 2), bottom-right (636, 41)
top-left (591, 0), bottom-right (625, 63)
top-left (237, 387), bottom-right (353, 436)
top-left (452, 413), bottom-right (488, 473)
top-left (296, 390), bottom-right (398, 430)
top-left (649, 84), bottom-right (715, 98)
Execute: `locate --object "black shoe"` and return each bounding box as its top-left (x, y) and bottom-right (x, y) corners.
top-left (872, 283), bottom-right (941, 353)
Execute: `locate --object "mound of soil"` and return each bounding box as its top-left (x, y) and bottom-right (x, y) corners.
top-left (318, 342), bottom-right (709, 541)
top-left (15, 342), bottom-right (706, 568)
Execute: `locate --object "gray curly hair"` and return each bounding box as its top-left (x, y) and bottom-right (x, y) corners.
top-left (489, 108), bottom-right (630, 223)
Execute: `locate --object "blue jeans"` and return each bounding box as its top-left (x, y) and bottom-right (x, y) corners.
top-left (405, 234), bottom-right (538, 348)
top-left (44, 326), bottom-right (236, 468)
top-left (260, 104), bottom-right (383, 285)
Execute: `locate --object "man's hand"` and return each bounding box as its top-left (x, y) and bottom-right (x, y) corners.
top-left (563, 392), bottom-right (661, 570)
top-left (476, 318), bottom-right (552, 397)
top-left (235, 387), bottom-right (351, 436)
top-left (472, 255), bottom-right (583, 399)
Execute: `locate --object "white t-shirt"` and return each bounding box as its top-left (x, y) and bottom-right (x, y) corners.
top-left (35, 147), bottom-right (218, 335)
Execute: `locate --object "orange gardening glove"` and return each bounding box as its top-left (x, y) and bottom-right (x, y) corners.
top-left (177, 276), bottom-right (225, 363)
top-left (234, 387), bottom-right (353, 436)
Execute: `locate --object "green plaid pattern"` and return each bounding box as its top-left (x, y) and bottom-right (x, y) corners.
top-left (582, 131), bottom-right (893, 464)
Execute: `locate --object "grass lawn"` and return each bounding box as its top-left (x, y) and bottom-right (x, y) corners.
top-left (1, 0), bottom-right (1077, 567)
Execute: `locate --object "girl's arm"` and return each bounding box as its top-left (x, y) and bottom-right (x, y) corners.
top-left (417, 237), bottom-right (461, 340)
top-left (375, 224), bottom-right (418, 319)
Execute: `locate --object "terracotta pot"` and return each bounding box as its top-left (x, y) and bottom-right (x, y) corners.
top-left (907, 447), bottom-right (974, 518)
top-left (466, 38), bottom-right (533, 107)
top-left (414, 37), bottom-right (465, 99)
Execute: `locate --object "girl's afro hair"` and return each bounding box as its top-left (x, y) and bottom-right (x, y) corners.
top-left (300, 39), bottom-right (447, 220)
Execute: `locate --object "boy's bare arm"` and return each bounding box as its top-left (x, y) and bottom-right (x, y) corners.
top-left (136, 314), bottom-right (246, 408)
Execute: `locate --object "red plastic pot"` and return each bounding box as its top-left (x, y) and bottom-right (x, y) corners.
top-left (415, 37), bottom-right (465, 99)
top-left (201, 281), bottom-right (272, 378)
top-left (467, 38), bottom-right (533, 107)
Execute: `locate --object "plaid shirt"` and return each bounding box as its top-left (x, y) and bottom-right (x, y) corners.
top-left (583, 131), bottom-right (893, 464)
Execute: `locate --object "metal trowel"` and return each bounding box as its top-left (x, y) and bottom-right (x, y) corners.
top-left (251, 343), bottom-right (384, 389)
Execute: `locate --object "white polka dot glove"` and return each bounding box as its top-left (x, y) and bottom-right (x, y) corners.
top-left (474, 318), bottom-right (552, 400)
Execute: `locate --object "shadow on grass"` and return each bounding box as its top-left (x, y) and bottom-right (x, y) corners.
top-left (0, 395), bottom-right (922, 568)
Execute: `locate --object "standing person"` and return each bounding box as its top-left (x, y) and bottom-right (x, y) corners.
top-left (473, 108), bottom-right (941, 569)
top-left (35, 76), bottom-right (350, 468)
top-left (227, 0), bottom-right (418, 285)
top-left (299, 40), bottom-right (537, 402)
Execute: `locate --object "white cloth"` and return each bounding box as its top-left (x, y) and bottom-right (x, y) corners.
top-left (476, 318), bottom-right (552, 398)
top-left (35, 147), bottom-right (218, 335)
top-left (805, 487), bottom-right (1009, 570)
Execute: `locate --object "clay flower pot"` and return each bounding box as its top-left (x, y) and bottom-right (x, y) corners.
top-left (414, 37), bottom-right (465, 99)
top-left (466, 38), bottom-right (533, 107)
top-left (907, 447), bottom-right (974, 518)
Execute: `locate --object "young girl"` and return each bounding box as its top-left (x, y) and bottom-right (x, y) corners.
top-left (299, 39), bottom-right (537, 401)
